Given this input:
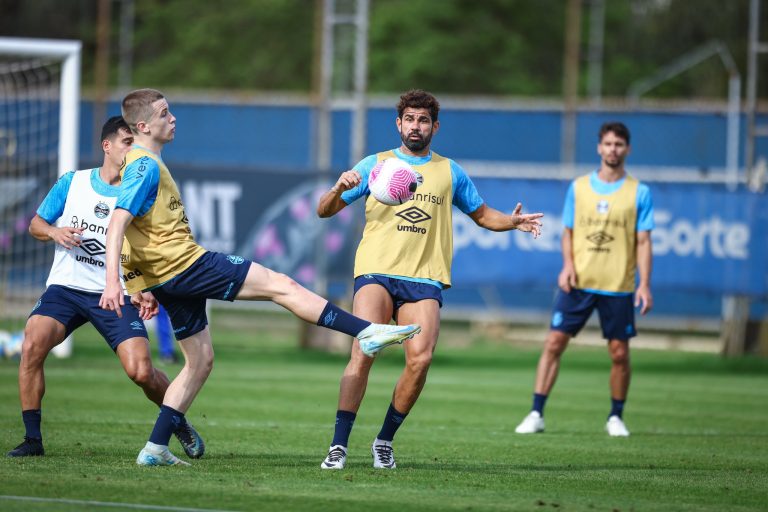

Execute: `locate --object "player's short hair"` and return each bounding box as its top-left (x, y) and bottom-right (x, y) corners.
top-left (100, 116), bottom-right (130, 142)
top-left (397, 89), bottom-right (440, 123)
top-left (599, 121), bottom-right (630, 145)
top-left (121, 88), bottom-right (165, 134)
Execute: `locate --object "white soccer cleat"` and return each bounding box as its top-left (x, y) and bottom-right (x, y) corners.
top-left (605, 415), bottom-right (630, 437)
top-left (136, 441), bottom-right (190, 466)
top-left (371, 438), bottom-right (396, 469)
top-left (320, 445), bottom-right (347, 470)
top-left (357, 323), bottom-right (421, 357)
top-left (515, 411), bottom-right (545, 434)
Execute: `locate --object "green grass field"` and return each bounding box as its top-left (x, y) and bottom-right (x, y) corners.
top-left (0, 312), bottom-right (766, 512)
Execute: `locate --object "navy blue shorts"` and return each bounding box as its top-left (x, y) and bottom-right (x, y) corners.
top-left (30, 285), bottom-right (148, 351)
top-left (152, 251), bottom-right (250, 340)
top-left (550, 288), bottom-right (637, 341)
top-left (353, 274), bottom-right (443, 313)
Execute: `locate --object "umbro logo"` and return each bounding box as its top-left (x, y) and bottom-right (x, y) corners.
top-left (130, 321), bottom-right (145, 331)
top-left (586, 231), bottom-right (614, 246)
top-left (323, 310), bottom-right (338, 327)
top-left (80, 238), bottom-right (106, 256)
top-left (396, 206), bottom-right (431, 225)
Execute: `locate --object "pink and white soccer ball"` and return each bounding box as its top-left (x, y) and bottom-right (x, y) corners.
top-left (368, 158), bottom-right (420, 206)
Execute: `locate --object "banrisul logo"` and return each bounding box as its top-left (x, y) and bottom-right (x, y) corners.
top-left (227, 255), bottom-right (245, 265)
top-left (94, 201), bottom-right (110, 219)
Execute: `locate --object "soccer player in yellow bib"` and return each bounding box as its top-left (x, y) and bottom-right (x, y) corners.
top-left (99, 89), bottom-right (422, 466)
top-left (515, 122), bottom-right (654, 438)
top-left (316, 89), bottom-right (544, 469)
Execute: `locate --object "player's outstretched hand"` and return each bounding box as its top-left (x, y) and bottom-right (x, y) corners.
top-left (131, 291), bottom-right (159, 320)
top-left (330, 170), bottom-right (362, 194)
top-left (510, 203), bottom-right (543, 238)
top-left (49, 226), bottom-right (84, 250)
top-left (99, 280), bottom-right (125, 318)
top-left (635, 283), bottom-right (653, 315)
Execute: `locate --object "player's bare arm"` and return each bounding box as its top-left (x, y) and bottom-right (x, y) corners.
top-left (317, 170), bottom-right (361, 218)
top-left (99, 208), bottom-right (135, 317)
top-left (635, 230), bottom-right (653, 315)
top-left (557, 228), bottom-right (577, 293)
top-left (468, 203), bottom-right (543, 237)
top-left (29, 214), bottom-right (84, 250)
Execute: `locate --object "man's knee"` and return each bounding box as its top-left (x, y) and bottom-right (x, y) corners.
top-left (609, 342), bottom-right (630, 365)
top-left (406, 351), bottom-right (433, 376)
top-left (270, 271), bottom-right (302, 297)
top-left (544, 331), bottom-right (569, 358)
top-left (185, 343), bottom-right (215, 378)
top-left (125, 360), bottom-right (154, 388)
top-left (347, 350), bottom-right (375, 374)
top-left (21, 327), bottom-right (56, 366)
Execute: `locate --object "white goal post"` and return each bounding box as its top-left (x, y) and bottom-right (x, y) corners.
top-left (0, 37), bottom-right (81, 183)
top-left (0, 38), bottom-right (81, 357)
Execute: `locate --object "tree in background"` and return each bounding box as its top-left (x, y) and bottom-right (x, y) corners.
top-left (0, 0), bottom-right (765, 100)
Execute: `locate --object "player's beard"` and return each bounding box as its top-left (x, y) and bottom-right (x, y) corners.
top-left (401, 130), bottom-right (432, 152)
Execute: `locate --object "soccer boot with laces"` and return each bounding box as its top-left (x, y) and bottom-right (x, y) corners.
top-left (136, 441), bottom-right (190, 466)
top-left (320, 445), bottom-right (347, 470)
top-left (371, 438), bottom-right (396, 469)
top-left (605, 415), bottom-right (630, 437)
top-left (357, 323), bottom-right (421, 357)
top-left (173, 421), bottom-right (205, 458)
top-left (515, 410), bottom-right (545, 434)
top-left (7, 437), bottom-right (44, 457)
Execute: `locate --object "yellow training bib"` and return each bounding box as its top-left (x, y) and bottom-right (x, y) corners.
top-left (572, 174), bottom-right (638, 293)
top-left (354, 151), bottom-right (455, 286)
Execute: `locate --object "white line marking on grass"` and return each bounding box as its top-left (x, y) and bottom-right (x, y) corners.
top-left (0, 495), bottom-right (239, 512)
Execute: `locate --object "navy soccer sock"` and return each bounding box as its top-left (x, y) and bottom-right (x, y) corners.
top-left (532, 393), bottom-right (548, 415)
top-left (331, 410), bottom-right (356, 447)
top-left (149, 405), bottom-right (185, 446)
top-left (377, 403), bottom-right (408, 442)
top-left (22, 409), bottom-right (42, 440)
top-left (316, 302), bottom-right (371, 337)
top-left (610, 398), bottom-right (625, 419)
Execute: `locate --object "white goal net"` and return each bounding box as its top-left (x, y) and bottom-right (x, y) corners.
top-left (0, 38), bottom-right (80, 356)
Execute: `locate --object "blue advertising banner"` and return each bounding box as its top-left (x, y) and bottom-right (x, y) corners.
top-left (167, 167), bottom-right (767, 311)
top-left (452, 178), bottom-right (768, 297)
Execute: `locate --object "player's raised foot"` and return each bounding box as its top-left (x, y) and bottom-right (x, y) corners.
top-left (515, 411), bottom-right (545, 434)
top-left (136, 441), bottom-right (190, 466)
top-left (7, 437), bottom-right (44, 457)
top-left (320, 445), bottom-right (347, 470)
top-left (357, 323), bottom-right (421, 357)
top-left (605, 415), bottom-right (630, 437)
top-left (371, 439), bottom-right (396, 469)
top-left (173, 421), bottom-right (205, 459)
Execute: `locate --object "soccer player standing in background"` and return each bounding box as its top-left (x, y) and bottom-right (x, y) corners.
top-left (316, 89), bottom-right (543, 469)
top-left (99, 89), bottom-right (421, 466)
top-left (7, 116), bottom-right (203, 458)
top-left (515, 121), bottom-right (653, 437)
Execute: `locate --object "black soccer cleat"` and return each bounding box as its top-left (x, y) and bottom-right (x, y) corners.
top-left (173, 422), bottom-right (205, 459)
top-left (7, 437), bottom-right (44, 457)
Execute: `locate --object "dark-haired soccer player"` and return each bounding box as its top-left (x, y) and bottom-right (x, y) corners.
top-left (7, 116), bottom-right (204, 458)
top-left (515, 121), bottom-right (654, 437)
top-left (316, 89), bottom-right (543, 469)
top-left (99, 89), bottom-right (421, 466)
